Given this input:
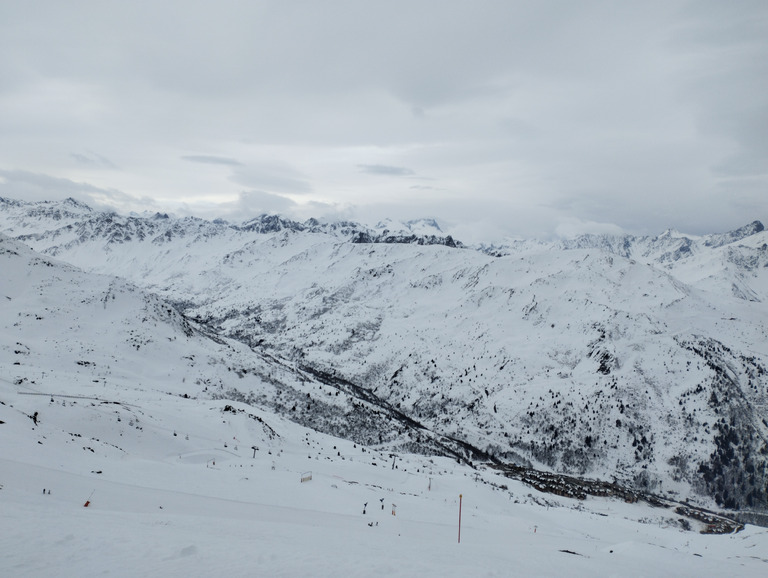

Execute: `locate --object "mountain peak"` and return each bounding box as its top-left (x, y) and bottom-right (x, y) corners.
top-left (406, 218), bottom-right (442, 234)
top-left (704, 220), bottom-right (765, 249)
top-left (62, 197), bottom-right (92, 211)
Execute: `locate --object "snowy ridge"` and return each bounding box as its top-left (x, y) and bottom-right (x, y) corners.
top-left (1, 197), bottom-right (768, 517)
top-left (0, 198), bottom-right (460, 263)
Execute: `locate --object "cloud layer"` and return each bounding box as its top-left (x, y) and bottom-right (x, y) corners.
top-left (1, 1), bottom-right (765, 239)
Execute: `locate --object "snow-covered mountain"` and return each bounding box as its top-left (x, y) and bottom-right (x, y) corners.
top-left (2, 196), bottom-right (767, 517)
top-left (0, 230), bottom-right (479, 463)
top-left (488, 220), bottom-right (768, 302)
top-left (5, 230), bottom-right (767, 575)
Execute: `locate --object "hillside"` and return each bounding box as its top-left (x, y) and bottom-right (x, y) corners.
top-left (2, 231), bottom-right (767, 576)
top-left (2, 197), bottom-right (768, 515)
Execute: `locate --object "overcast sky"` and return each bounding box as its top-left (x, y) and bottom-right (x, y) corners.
top-left (0, 1), bottom-right (766, 241)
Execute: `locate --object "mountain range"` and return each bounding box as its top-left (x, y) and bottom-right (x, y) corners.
top-left (2, 196), bottom-right (767, 516)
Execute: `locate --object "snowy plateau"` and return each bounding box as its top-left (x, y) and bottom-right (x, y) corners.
top-left (1, 196), bottom-right (768, 576)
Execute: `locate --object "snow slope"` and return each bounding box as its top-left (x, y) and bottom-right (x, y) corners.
top-left (2, 233), bottom-right (767, 576)
top-left (1, 198), bottom-right (768, 515)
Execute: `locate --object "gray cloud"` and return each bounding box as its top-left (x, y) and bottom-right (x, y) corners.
top-left (235, 190), bottom-right (297, 215)
top-left (0, 169), bottom-right (158, 214)
top-left (671, 0), bottom-right (768, 179)
top-left (359, 165), bottom-right (415, 176)
top-left (0, 1), bottom-right (765, 239)
top-left (181, 155), bottom-right (242, 166)
top-left (71, 151), bottom-right (117, 168)
top-left (198, 190), bottom-right (342, 224)
top-left (0, 169), bottom-right (109, 201)
top-left (229, 163), bottom-right (312, 195)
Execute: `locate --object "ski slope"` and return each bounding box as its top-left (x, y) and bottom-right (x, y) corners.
top-left (3, 386), bottom-right (767, 577)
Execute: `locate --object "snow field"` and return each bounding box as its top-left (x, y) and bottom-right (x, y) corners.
top-left (2, 386), bottom-right (767, 577)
